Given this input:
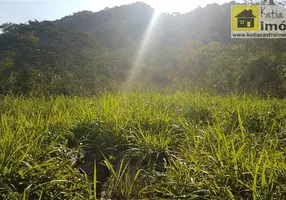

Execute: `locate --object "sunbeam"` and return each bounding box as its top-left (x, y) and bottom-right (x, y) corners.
top-left (124, 9), bottom-right (162, 89)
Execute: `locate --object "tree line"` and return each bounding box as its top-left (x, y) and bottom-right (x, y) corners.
top-left (0, 1), bottom-right (285, 97)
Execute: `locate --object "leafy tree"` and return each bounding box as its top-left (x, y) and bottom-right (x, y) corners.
top-left (0, 1), bottom-right (286, 97)
top-left (0, 21), bottom-right (114, 95)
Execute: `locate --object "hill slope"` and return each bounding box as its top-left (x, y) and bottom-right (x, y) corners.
top-left (0, 1), bottom-right (285, 97)
top-left (55, 1), bottom-right (234, 48)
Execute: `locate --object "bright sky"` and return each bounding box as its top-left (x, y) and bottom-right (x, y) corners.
top-left (0, 0), bottom-right (234, 25)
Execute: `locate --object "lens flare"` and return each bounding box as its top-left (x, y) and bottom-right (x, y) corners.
top-left (124, 9), bottom-right (162, 89)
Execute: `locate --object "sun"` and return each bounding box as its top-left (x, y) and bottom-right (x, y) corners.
top-left (146, 0), bottom-right (199, 13)
top-left (151, 1), bottom-right (185, 13)
top-left (152, 2), bottom-right (172, 13)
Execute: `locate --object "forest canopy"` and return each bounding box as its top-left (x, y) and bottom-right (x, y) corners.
top-left (0, 1), bottom-right (285, 97)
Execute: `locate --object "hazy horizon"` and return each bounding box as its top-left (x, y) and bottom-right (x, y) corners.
top-left (0, 0), bottom-right (234, 25)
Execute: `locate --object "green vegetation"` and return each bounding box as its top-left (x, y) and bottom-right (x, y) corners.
top-left (0, 93), bottom-right (285, 199)
top-left (0, 1), bottom-right (286, 199)
top-left (1, 2), bottom-right (286, 97)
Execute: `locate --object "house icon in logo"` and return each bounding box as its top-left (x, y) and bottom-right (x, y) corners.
top-left (235, 9), bottom-right (256, 28)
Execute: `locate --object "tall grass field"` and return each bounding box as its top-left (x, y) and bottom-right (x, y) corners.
top-left (0, 92), bottom-right (285, 199)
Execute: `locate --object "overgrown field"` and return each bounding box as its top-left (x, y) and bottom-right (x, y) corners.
top-left (0, 93), bottom-right (285, 199)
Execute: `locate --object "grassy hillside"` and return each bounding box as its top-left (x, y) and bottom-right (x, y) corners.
top-left (0, 92), bottom-right (285, 199)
